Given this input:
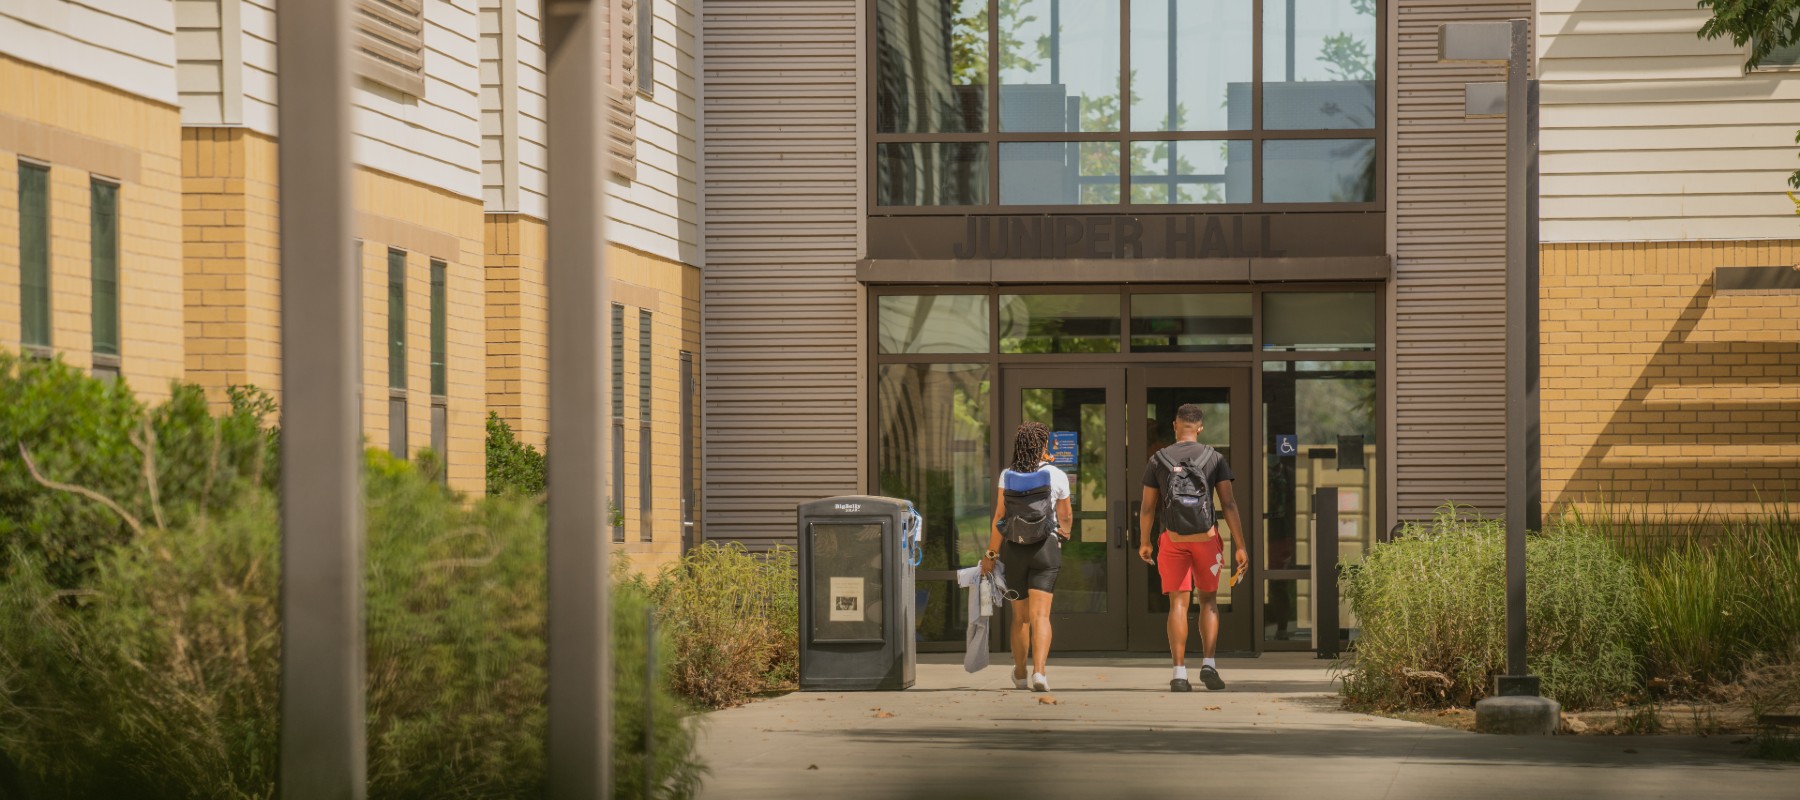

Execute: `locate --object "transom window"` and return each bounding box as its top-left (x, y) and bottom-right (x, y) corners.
top-left (873, 0), bottom-right (1379, 209)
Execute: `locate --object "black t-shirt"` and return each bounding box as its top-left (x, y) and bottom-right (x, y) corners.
top-left (1141, 441), bottom-right (1234, 496)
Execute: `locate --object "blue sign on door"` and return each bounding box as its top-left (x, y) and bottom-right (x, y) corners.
top-left (1050, 431), bottom-right (1078, 467)
top-left (1276, 434), bottom-right (1298, 458)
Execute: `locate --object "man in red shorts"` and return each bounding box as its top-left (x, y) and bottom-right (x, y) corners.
top-left (1137, 404), bottom-right (1249, 692)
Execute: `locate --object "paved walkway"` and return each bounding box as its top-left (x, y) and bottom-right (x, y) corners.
top-left (696, 653), bottom-right (1797, 799)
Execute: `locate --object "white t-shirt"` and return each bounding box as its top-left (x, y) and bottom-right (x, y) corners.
top-left (997, 462), bottom-right (1071, 501)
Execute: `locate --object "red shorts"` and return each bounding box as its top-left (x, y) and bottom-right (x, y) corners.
top-left (1157, 531), bottom-right (1223, 594)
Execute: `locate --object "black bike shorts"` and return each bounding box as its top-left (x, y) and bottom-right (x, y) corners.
top-left (999, 535), bottom-right (1062, 595)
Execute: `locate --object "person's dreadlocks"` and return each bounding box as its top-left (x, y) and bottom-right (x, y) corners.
top-left (1009, 422), bottom-right (1051, 473)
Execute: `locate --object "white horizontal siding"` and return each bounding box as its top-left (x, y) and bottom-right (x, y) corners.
top-left (347, 0), bottom-right (483, 197)
top-left (175, 0), bottom-right (226, 124)
top-left (239, 0), bottom-right (277, 134)
top-left (605, 0), bottom-right (700, 264)
top-left (0, 0), bottom-right (178, 104)
top-left (1538, 0), bottom-right (1799, 242)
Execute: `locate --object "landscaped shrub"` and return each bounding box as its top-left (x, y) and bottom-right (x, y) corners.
top-left (647, 543), bottom-right (798, 709)
top-left (0, 352), bottom-right (277, 589)
top-left (485, 412), bottom-right (545, 498)
top-left (1341, 505), bottom-right (1646, 710)
top-left (0, 367), bottom-right (705, 798)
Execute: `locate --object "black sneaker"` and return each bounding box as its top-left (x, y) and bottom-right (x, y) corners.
top-left (1170, 678), bottom-right (1192, 693)
top-left (1199, 665), bottom-right (1225, 691)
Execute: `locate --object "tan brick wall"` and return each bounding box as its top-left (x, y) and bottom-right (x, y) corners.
top-left (357, 168), bottom-right (488, 496)
top-left (1541, 240), bottom-right (1800, 519)
top-left (485, 214), bottom-right (548, 447)
top-left (483, 229), bottom-right (701, 573)
top-left (182, 127), bottom-right (281, 401)
top-left (0, 55), bottom-right (184, 399)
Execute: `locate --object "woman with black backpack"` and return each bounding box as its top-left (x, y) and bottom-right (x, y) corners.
top-left (979, 421), bottom-right (1073, 693)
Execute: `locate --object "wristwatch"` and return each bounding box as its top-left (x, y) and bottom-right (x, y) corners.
top-left (984, 549), bottom-right (999, 560)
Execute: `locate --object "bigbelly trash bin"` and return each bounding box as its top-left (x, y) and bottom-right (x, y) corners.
top-left (796, 495), bottom-right (921, 691)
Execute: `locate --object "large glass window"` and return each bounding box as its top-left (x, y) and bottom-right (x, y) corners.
top-left (998, 0), bottom-right (1122, 133)
top-left (999, 293), bottom-right (1121, 353)
top-left (875, 362), bottom-right (991, 643)
top-left (878, 294), bottom-right (990, 354)
top-left (1130, 140), bottom-right (1250, 204)
top-left (876, 0), bottom-right (988, 133)
top-left (1264, 139), bottom-right (1376, 204)
top-left (387, 249), bottom-right (406, 389)
top-left (1129, 292), bottom-right (1252, 352)
top-left (90, 180), bottom-right (120, 358)
top-left (877, 142), bottom-right (989, 206)
top-left (872, 0), bottom-right (1379, 208)
top-left (1131, 0), bottom-right (1252, 132)
top-left (1263, 0), bottom-right (1378, 130)
top-left (1000, 142), bottom-right (1119, 205)
top-left (429, 259), bottom-right (446, 396)
top-left (19, 161), bottom-right (50, 347)
top-left (1263, 291), bottom-right (1376, 351)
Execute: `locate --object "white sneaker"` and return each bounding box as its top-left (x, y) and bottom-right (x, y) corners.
top-left (1012, 671), bottom-right (1030, 690)
top-left (1030, 672), bottom-right (1050, 692)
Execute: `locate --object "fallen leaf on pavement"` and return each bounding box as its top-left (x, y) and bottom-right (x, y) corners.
top-left (1037, 696), bottom-right (1059, 705)
top-left (1204, 706), bottom-right (1222, 711)
top-left (873, 711), bottom-right (895, 718)
top-left (1623, 748), bottom-right (1638, 754)
top-left (807, 765), bottom-right (819, 770)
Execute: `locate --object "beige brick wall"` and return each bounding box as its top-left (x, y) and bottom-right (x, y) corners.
top-left (1541, 240), bottom-right (1800, 519)
top-left (483, 229), bottom-right (701, 573)
top-left (0, 55), bottom-right (184, 399)
top-left (182, 127), bottom-right (281, 400)
top-left (485, 214), bottom-right (548, 447)
top-left (356, 168), bottom-right (488, 496)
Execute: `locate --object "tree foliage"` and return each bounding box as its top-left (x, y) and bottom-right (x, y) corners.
top-left (1697, 0), bottom-right (1800, 189)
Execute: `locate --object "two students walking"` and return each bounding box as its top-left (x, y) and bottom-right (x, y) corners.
top-left (979, 404), bottom-right (1246, 693)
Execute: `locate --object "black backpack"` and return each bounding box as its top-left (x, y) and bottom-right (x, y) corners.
top-left (999, 470), bottom-right (1057, 545)
top-left (1155, 446), bottom-right (1222, 535)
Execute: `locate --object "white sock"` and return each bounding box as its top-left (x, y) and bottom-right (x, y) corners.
top-left (1202, 658), bottom-right (1217, 668)
top-left (1173, 666), bottom-right (1188, 680)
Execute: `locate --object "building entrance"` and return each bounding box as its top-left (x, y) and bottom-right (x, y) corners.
top-left (999, 365), bottom-right (1253, 654)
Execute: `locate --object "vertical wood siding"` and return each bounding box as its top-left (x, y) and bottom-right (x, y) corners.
top-left (1391, 0), bottom-right (1528, 519)
top-left (0, 0), bottom-right (179, 105)
top-left (1538, 0), bottom-right (1800, 242)
top-left (700, 0), bottom-right (861, 548)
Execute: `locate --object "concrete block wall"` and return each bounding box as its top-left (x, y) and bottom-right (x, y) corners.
top-left (181, 126), bottom-right (281, 400)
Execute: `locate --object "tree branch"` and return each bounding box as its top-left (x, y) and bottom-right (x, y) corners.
top-left (18, 442), bottom-right (145, 538)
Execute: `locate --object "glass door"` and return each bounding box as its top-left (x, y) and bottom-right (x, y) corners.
top-left (1000, 367), bottom-right (1129, 651)
top-left (1126, 367), bottom-right (1254, 654)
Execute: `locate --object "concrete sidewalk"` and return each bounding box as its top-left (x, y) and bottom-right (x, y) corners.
top-left (695, 654), bottom-right (1796, 799)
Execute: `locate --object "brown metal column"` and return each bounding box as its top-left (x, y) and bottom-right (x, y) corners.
top-left (275, 0), bottom-right (364, 795)
top-left (545, 0), bottom-right (614, 797)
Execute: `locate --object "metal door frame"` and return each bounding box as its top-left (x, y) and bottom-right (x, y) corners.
top-left (1124, 365), bottom-right (1255, 655)
top-left (997, 365), bottom-right (1130, 651)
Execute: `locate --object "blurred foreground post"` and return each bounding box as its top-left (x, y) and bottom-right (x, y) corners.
top-left (275, 0), bottom-right (365, 794)
top-left (545, 0), bottom-right (614, 796)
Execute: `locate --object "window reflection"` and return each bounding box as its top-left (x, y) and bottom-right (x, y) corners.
top-left (1262, 292), bottom-right (1376, 351)
top-left (877, 142), bottom-right (990, 207)
top-left (1131, 0), bottom-right (1253, 132)
top-left (1129, 140), bottom-right (1250, 204)
top-left (1263, 0), bottom-right (1378, 130)
top-left (1263, 139), bottom-right (1376, 203)
top-left (875, 0), bottom-right (988, 133)
top-left (875, 364), bottom-right (993, 573)
top-left (999, 0), bottom-right (1122, 133)
top-left (999, 294), bottom-right (1122, 353)
top-left (1000, 142), bottom-right (1120, 205)
top-left (1129, 293), bottom-right (1253, 352)
top-left (877, 294), bottom-right (991, 354)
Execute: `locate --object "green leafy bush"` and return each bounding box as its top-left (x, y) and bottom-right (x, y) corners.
top-left (647, 543), bottom-right (798, 709)
top-left (485, 412), bottom-right (545, 498)
top-left (0, 377), bottom-right (704, 797)
top-left (0, 352), bottom-right (277, 589)
top-left (1341, 505), bottom-right (1646, 710)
